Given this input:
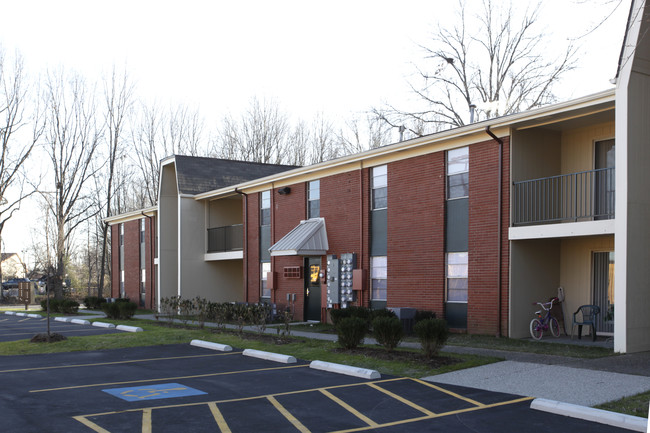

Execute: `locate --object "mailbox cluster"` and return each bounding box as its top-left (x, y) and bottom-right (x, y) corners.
top-left (326, 253), bottom-right (357, 308)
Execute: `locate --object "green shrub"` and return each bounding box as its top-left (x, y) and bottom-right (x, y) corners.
top-left (372, 316), bottom-right (403, 351)
top-left (179, 298), bottom-right (194, 325)
top-left (250, 303), bottom-right (271, 334)
top-left (118, 301), bottom-right (137, 319)
top-left (370, 308), bottom-right (397, 321)
top-left (61, 299), bottom-right (80, 314)
top-left (414, 310), bottom-right (437, 323)
top-left (336, 317), bottom-right (367, 349)
top-left (102, 301), bottom-right (137, 319)
top-left (414, 318), bottom-right (449, 358)
top-left (329, 308), bottom-right (351, 327)
top-left (83, 296), bottom-right (107, 310)
top-left (42, 298), bottom-right (61, 313)
top-left (115, 297), bottom-right (131, 303)
top-left (194, 297), bottom-right (209, 328)
top-left (160, 296), bottom-right (180, 323)
top-left (102, 302), bottom-right (121, 319)
top-left (232, 303), bottom-right (250, 335)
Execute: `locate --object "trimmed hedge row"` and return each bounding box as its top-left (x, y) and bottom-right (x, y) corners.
top-left (40, 298), bottom-right (80, 314)
top-left (102, 301), bottom-right (138, 319)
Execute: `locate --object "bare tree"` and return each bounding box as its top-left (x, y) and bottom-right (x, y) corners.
top-left (381, 0), bottom-right (576, 132)
top-left (97, 68), bottom-right (133, 299)
top-left (215, 97), bottom-right (289, 164)
top-left (0, 49), bottom-right (44, 282)
top-left (339, 113), bottom-right (392, 154)
top-left (43, 70), bottom-right (102, 299)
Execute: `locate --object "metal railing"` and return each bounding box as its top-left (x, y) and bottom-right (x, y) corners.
top-left (513, 167), bottom-right (615, 226)
top-left (207, 224), bottom-right (243, 253)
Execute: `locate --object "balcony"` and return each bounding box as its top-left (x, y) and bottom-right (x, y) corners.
top-left (207, 224), bottom-right (243, 253)
top-left (513, 168), bottom-right (615, 226)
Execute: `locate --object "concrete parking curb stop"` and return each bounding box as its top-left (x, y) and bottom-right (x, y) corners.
top-left (70, 319), bottom-right (90, 325)
top-left (190, 339), bottom-right (232, 352)
top-left (27, 314), bottom-right (40, 319)
top-left (54, 317), bottom-right (71, 322)
top-left (92, 322), bottom-right (116, 329)
top-left (309, 360), bottom-right (381, 380)
top-left (242, 348), bottom-right (296, 364)
top-left (115, 325), bottom-right (143, 332)
top-left (531, 398), bottom-right (648, 432)
top-left (4, 311), bottom-right (16, 315)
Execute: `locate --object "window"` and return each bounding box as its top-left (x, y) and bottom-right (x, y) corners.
top-left (371, 256), bottom-right (387, 300)
top-left (447, 147), bottom-right (469, 199)
top-left (308, 180), bottom-right (320, 218)
top-left (260, 190), bottom-right (271, 226)
top-left (261, 262), bottom-right (271, 298)
top-left (140, 219), bottom-right (145, 243)
top-left (119, 223), bottom-right (124, 246)
top-left (371, 165), bottom-right (387, 210)
top-left (446, 252), bottom-right (468, 302)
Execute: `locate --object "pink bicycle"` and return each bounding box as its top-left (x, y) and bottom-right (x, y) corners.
top-left (530, 298), bottom-right (560, 340)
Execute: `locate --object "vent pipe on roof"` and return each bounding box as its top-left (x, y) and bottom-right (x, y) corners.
top-left (469, 104), bottom-right (477, 123)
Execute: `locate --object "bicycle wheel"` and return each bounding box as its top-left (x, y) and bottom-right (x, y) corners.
top-left (530, 318), bottom-right (543, 340)
top-left (550, 317), bottom-right (560, 337)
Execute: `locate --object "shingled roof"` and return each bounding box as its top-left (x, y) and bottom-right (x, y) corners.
top-left (173, 155), bottom-right (299, 195)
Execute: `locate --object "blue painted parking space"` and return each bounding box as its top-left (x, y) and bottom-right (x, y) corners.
top-left (103, 383), bottom-right (207, 402)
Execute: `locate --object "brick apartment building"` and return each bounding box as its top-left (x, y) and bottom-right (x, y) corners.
top-left (108, 0), bottom-right (650, 353)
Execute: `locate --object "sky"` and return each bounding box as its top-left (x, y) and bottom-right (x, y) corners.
top-left (0, 0), bottom-right (631, 268)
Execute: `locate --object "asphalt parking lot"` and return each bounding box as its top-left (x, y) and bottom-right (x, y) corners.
top-left (0, 313), bottom-right (124, 342)
top-left (0, 342), bottom-right (630, 432)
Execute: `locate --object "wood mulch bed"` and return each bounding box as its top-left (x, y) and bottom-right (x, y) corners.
top-left (30, 333), bottom-right (67, 343)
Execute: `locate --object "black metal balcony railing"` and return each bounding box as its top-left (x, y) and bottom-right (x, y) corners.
top-left (513, 168), bottom-right (615, 226)
top-left (207, 224), bottom-right (243, 253)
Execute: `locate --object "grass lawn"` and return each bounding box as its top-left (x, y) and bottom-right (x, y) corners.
top-left (291, 323), bottom-right (613, 359)
top-left (596, 391), bottom-right (650, 419)
top-left (0, 318), bottom-right (500, 379)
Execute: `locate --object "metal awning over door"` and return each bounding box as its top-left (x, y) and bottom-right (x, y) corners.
top-left (269, 218), bottom-right (329, 256)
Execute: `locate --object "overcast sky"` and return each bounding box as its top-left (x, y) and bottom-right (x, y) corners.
top-left (0, 0), bottom-right (631, 264)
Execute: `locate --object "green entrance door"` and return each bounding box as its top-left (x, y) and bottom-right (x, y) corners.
top-left (304, 257), bottom-right (322, 321)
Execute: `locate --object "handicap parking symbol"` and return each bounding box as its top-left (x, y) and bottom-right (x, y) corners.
top-left (103, 383), bottom-right (206, 402)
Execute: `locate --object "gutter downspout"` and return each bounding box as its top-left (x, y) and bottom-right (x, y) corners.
top-left (142, 212), bottom-right (155, 310)
top-left (235, 188), bottom-right (249, 303)
top-left (485, 126), bottom-right (503, 338)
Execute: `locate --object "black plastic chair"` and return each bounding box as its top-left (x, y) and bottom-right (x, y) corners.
top-left (571, 305), bottom-right (600, 341)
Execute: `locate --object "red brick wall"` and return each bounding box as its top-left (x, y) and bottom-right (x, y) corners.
top-left (241, 138), bottom-right (511, 332)
top-left (123, 220), bottom-right (140, 304)
top-left (387, 153), bottom-right (446, 315)
top-left (109, 217), bottom-right (156, 309)
top-left (272, 183), bottom-right (308, 317)
top-left (468, 137), bottom-right (510, 335)
top-left (110, 224), bottom-right (119, 299)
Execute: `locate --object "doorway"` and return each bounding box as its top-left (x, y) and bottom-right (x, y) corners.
top-left (593, 251), bottom-right (614, 334)
top-left (594, 139), bottom-right (615, 220)
top-left (304, 257), bottom-right (322, 321)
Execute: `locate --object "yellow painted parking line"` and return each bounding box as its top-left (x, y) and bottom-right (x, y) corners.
top-left (413, 378), bottom-right (486, 407)
top-left (72, 416), bottom-right (111, 433)
top-left (77, 378), bottom-right (407, 420)
top-left (319, 389), bottom-right (378, 428)
top-left (267, 395), bottom-right (311, 433)
top-left (31, 364), bottom-right (309, 393)
top-left (142, 408), bottom-right (152, 433)
top-left (0, 352), bottom-right (237, 374)
top-left (0, 318), bottom-right (8, 322)
top-left (331, 396), bottom-right (534, 433)
top-left (367, 382), bottom-right (436, 416)
top-left (208, 402), bottom-right (232, 433)
top-left (18, 318), bottom-right (31, 322)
